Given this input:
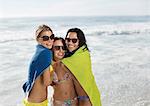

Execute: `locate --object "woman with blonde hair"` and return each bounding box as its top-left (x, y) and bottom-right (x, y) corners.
top-left (22, 25), bottom-right (54, 106)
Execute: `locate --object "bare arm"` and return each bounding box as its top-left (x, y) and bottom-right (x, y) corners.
top-left (72, 76), bottom-right (86, 96)
top-left (72, 75), bottom-right (92, 106)
top-left (43, 67), bottom-right (52, 86)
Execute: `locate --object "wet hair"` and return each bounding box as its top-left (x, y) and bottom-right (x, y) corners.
top-left (53, 37), bottom-right (67, 50)
top-left (35, 24), bottom-right (53, 41)
top-left (65, 28), bottom-right (89, 51)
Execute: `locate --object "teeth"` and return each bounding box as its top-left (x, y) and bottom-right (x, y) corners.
top-left (69, 45), bottom-right (74, 47)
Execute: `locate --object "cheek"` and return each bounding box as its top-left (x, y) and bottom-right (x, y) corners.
top-left (62, 52), bottom-right (65, 56)
top-left (40, 41), bottom-right (45, 45)
top-left (47, 40), bottom-right (53, 44)
top-left (75, 42), bottom-right (79, 47)
top-left (54, 51), bottom-right (58, 56)
top-left (51, 40), bottom-right (54, 44)
top-left (65, 41), bottom-right (68, 45)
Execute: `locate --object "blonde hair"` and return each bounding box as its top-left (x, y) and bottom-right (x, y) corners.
top-left (35, 24), bottom-right (53, 41)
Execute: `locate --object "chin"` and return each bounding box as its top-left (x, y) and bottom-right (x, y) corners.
top-left (69, 50), bottom-right (73, 52)
top-left (47, 46), bottom-right (52, 49)
top-left (68, 48), bottom-right (73, 51)
top-left (59, 56), bottom-right (63, 59)
top-left (69, 49), bottom-right (75, 52)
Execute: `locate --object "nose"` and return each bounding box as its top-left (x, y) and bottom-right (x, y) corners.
top-left (48, 39), bottom-right (53, 43)
top-left (59, 47), bottom-right (64, 52)
top-left (68, 40), bottom-right (73, 44)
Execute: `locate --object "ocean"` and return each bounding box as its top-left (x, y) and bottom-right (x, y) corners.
top-left (0, 16), bottom-right (150, 106)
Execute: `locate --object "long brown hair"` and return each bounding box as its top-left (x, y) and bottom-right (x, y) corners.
top-left (65, 28), bottom-right (89, 51)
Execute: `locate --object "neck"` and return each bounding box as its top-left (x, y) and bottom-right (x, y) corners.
top-left (53, 58), bottom-right (61, 62)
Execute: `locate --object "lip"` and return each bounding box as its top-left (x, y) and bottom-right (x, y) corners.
top-left (58, 53), bottom-right (63, 55)
top-left (58, 51), bottom-right (64, 56)
top-left (68, 45), bottom-right (74, 48)
top-left (46, 43), bottom-right (52, 46)
top-left (58, 52), bottom-right (64, 56)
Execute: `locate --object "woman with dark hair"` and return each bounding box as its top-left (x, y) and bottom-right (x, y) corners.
top-left (62, 28), bottom-right (102, 106)
top-left (64, 28), bottom-right (88, 57)
top-left (51, 37), bottom-right (78, 106)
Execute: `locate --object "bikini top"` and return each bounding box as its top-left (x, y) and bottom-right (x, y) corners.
top-left (52, 71), bottom-right (72, 85)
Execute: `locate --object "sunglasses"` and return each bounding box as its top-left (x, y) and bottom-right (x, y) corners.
top-left (53, 46), bottom-right (65, 51)
top-left (40, 34), bottom-right (54, 41)
top-left (65, 38), bottom-right (78, 43)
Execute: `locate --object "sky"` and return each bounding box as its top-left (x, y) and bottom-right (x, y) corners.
top-left (0, 0), bottom-right (149, 18)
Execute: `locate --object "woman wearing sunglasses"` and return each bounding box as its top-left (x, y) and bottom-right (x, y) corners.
top-left (62, 28), bottom-right (102, 106)
top-left (22, 24), bottom-right (54, 106)
top-left (51, 37), bottom-right (78, 106)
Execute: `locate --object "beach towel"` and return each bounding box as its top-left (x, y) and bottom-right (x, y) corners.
top-left (22, 44), bottom-right (52, 93)
top-left (62, 46), bottom-right (102, 106)
top-left (23, 99), bottom-right (48, 106)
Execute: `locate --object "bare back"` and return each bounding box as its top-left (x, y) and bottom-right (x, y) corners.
top-left (28, 68), bottom-right (51, 103)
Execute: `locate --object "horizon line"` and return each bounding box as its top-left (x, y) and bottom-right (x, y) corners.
top-left (0, 15), bottom-right (150, 19)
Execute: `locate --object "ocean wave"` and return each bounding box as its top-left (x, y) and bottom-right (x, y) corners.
top-left (85, 22), bottom-right (150, 36)
top-left (0, 38), bottom-right (34, 43)
top-left (89, 30), bottom-right (150, 36)
top-left (0, 21), bottom-right (149, 42)
top-left (1, 29), bottom-right (147, 43)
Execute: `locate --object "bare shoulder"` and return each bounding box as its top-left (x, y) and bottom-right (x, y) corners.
top-left (60, 62), bottom-right (68, 70)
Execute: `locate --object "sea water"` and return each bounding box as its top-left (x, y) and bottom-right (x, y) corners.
top-left (0, 16), bottom-right (150, 106)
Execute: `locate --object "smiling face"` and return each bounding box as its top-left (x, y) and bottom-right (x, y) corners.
top-left (37, 30), bottom-right (54, 49)
top-left (53, 39), bottom-right (65, 61)
top-left (65, 32), bottom-right (79, 52)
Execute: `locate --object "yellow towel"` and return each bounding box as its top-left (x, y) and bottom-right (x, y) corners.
top-left (23, 99), bottom-right (48, 106)
top-left (62, 46), bottom-right (102, 106)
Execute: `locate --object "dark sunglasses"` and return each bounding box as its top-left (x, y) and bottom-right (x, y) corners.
top-left (53, 46), bottom-right (65, 51)
top-left (40, 34), bottom-right (54, 41)
top-left (65, 38), bottom-right (78, 43)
